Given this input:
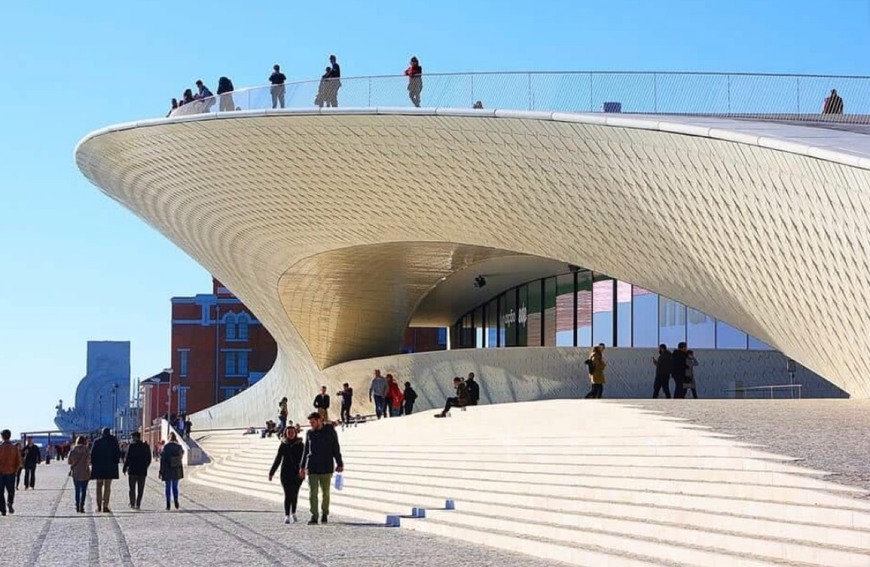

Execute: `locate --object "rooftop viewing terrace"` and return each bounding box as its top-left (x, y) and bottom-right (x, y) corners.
top-left (168, 70), bottom-right (869, 125)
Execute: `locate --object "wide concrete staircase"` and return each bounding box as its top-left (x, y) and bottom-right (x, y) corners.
top-left (189, 400), bottom-right (870, 566)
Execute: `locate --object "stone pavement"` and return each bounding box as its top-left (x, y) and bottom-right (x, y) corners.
top-left (630, 398), bottom-right (870, 493)
top-left (1, 461), bottom-right (567, 567)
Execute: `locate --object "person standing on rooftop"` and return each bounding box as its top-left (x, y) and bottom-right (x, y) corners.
top-left (217, 76), bottom-right (235, 112)
top-left (270, 64), bottom-right (287, 109)
top-left (195, 80), bottom-right (215, 112)
top-left (823, 89), bottom-right (844, 114)
top-left (0, 429), bottom-right (22, 516)
top-left (326, 55), bottom-right (341, 107)
top-left (405, 56), bottom-right (422, 107)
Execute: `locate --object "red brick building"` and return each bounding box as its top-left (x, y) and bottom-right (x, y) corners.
top-left (170, 279), bottom-right (278, 414)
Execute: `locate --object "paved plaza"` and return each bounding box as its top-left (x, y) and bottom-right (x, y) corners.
top-left (1, 461), bottom-right (566, 567)
top-left (632, 398), bottom-right (870, 493)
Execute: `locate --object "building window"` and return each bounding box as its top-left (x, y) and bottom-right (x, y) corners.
top-left (632, 286), bottom-right (658, 347)
top-left (225, 351), bottom-right (236, 375)
top-left (437, 328), bottom-right (447, 346)
top-left (238, 351), bottom-right (249, 375)
top-left (178, 387), bottom-right (188, 413)
top-left (178, 350), bottom-right (189, 378)
top-left (591, 274), bottom-right (614, 347)
top-left (224, 313), bottom-right (237, 340)
top-left (237, 313), bottom-right (250, 340)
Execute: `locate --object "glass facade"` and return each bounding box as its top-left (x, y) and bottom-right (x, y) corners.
top-left (452, 268), bottom-right (772, 352)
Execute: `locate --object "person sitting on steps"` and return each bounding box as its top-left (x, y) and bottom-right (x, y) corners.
top-left (434, 377), bottom-right (470, 418)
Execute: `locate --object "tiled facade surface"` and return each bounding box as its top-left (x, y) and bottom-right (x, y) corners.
top-left (76, 111), bottom-right (870, 427)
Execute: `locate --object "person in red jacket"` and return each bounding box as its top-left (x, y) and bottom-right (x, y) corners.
top-left (0, 429), bottom-right (23, 515)
top-left (404, 56), bottom-right (423, 107)
top-left (385, 375), bottom-right (404, 417)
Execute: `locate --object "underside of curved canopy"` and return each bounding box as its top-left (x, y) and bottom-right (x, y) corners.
top-left (76, 109), bottom-right (870, 405)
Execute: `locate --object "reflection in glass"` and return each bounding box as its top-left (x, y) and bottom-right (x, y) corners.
top-left (659, 297), bottom-right (686, 347)
top-left (556, 274), bottom-right (575, 347)
top-left (592, 274), bottom-right (614, 347)
top-left (526, 281), bottom-right (542, 347)
top-left (543, 277), bottom-right (557, 346)
top-left (632, 287), bottom-right (658, 347)
top-left (616, 281), bottom-right (632, 347)
top-left (716, 320), bottom-right (747, 349)
top-left (748, 336), bottom-right (773, 350)
top-left (486, 299), bottom-right (498, 348)
top-left (687, 307), bottom-right (715, 348)
top-left (576, 271), bottom-right (592, 347)
top-left (505, 289), bottom-right (517, 347)
top-left (517, 285), bottom-right (529, 347)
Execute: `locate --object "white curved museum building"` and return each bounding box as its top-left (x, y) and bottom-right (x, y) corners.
top-left (76, 72), bottom-right (870, 427)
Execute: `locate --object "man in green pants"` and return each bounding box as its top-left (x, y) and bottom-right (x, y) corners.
top-left (299, 412), bottom-right (344, 525)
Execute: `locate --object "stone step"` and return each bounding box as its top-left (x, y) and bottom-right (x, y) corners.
top-left (188, 473), bottom-right (673, 567)
top-left (199, 459), bottom-right (870, 531)
top-left (191, 468), bottom-right (860, 567)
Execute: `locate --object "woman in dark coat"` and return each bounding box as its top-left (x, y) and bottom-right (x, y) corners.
top-left (268, 426), bottom-right (304, 523)
top-left (159, 433), bottom-right (184, 510)
top-left (216, 76), bottom-right (235, 112)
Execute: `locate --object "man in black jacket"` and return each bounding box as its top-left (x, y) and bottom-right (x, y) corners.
top-left (671, 342), bottom-right (689, 399)
top-left (300, 412), bottom-right (343, 525)
top-left (21, 438), bottom-right (40, 490)
top-left (90, 428), bottom-right (121, 513)
top-left (313, 386), bottom-right (331, 423)
top-left (123, 432), bottom-right (151, 510)
top-left (466, 372), bottom-right (481, 406)
top-left (652, 344), bottom-right (672, 398)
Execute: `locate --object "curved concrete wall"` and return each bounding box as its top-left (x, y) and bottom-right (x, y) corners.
top-left (75, 110), bottom-right (870, 427)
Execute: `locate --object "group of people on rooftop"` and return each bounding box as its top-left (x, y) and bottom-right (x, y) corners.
top-left (168, 55), bottom-right (427, 117)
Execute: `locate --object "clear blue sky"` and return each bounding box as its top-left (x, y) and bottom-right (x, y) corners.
top-left (1, 0), bottom-right (868, 433)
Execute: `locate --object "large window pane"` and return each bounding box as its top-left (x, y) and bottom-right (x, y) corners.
top-left (748, 335), bottom-right (773, 350)
top-left (592, 274), bottom-right (614, 347)
top-left (616, 281), bottom-right (632, 347)
top-left (717, 320), bottom-right (747, 349)
top-left (486, 299), bottom-right (498, 348)
top-left (526, 281), bottom-right (543, 347)
top-left (659, 297), bottom-right (686, 347)
top-left (516, 285), bottom-right (529, 346)
top-left (498, 296), bottom-right (506, 347)
top-left (505, 290), bottom-right (517, 347)
top-left (632, 287), bottom-right (658, 347)
top-left (543, 277), bottom-right (557, 346)
top-left (687, 308), bottom-right (715, 348)
top-left (556, 274), bottom-right (575, 346)
top-left (576, 271), bottom-right (592, 347)
top-left (474, 306), bottom-right (484, 349)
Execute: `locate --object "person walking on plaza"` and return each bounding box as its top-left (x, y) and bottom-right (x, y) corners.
top-left (671, 342), bottom-right (689, 398)
top-left (434, 377), bottom-right (470, 418)
top-left (123, 431), bottom-right (151, 510)
top-left (584, 345), bottom-right (606, 399)
top-left (684, 350), bottom-right (699, 399)
top-left (184, 417), bottom-right (193, 439)
top-left (269, 426), bottom-right (305, 523)
top-left (369, 369), bottom-right (388, 419)
top-left (314, 386), bottom-right (331, 422)
top-left (278, 397), bottom-right (289, 436)
top-left (339, 383), bottom-right (353, 425)
top-left (269, 64), bottom-right (287, 109)
top-left (0, 429), bottom-right (22, 516)
top-left (68, 436), bottom-right (91, 513)
top-left (403, 381), bottom-right (418, 415)
top-left (300, 412), bottom-right (344, 525)
top-left (325, 54), bottom-right (341, 107)
top-left (90, 428), bottom-right (121, 513)
top-left (22, 438), bottom-right (40, 490)
top-left (404, 56), bottom-right (423, 107)
top-left (652, 344), bottom-right (672, 398)
top-left (466, 372), bottom-right (480, 406)
top-left (159, 433), bottom-right (184, 510)
top-left (15, 442), bottom-right (23, 490)
top-left (386, 375), bottom-right (404, 417)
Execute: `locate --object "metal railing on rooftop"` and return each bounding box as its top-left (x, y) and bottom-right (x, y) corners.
top-left (169, 71), bottom-right (870, 123)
